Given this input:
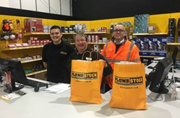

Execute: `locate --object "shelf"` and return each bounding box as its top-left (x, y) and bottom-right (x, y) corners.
top-left (63, 32), bottom-right (76, 35)
top-left (26, 69), bottom-right (47, 76)
top-left (23, 32), bottom-right (109, 36)
top-left (167, 43), bottom-right (180, 46)
top-left (1, 45), bottom-right (43, 51)
top-left (88, 42), bottom-right (106, 44)
top-left (85, 32), bottom-right (109, 34)
top-left (21, 58), bottom-right (42, 64)
top-left (23, 32), bottom-right (76, 36)
top-left (133, 33), bottom-right (168, 36)
top-left (70, 42), bottom-right (106, 45)
top-left (23, 32), bottom-right (50, 36)
top-left (140, 56), bottom-right (163, 58)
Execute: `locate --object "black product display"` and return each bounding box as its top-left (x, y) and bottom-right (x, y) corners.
top-left (110, 25), bottom-right (114, 33)
top-left (60, 26), bottom-right (65, 33)
top-left (168, 18), bottom-right (176, 37)
top-left (0, 58), bottom-right (48, 93)
top-left (64, 27), bottom-right (69, 33)
top-left (148, 55), bottom-right (173, 94)
top-left (69, 25), bottom-right (75, 32)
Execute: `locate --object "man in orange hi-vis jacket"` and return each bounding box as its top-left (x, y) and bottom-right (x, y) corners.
top-left (102, 24), bottom-right (141, 88)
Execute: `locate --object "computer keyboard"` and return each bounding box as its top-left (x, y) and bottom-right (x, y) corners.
top-left (27, 79), bottom-right (48, 88)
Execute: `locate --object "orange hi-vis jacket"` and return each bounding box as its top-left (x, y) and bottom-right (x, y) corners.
top-left (102, 39), bottom-right (141, 88)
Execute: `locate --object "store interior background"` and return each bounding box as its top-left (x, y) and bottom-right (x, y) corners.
top-left (0, 0), bottom-right (180, 80)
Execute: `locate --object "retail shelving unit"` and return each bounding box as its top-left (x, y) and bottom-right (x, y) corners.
top-left (133, 33), bottom-right (168, 36)
top-left (26, 69), bottom-right (47, 76)
top-left (20, 31), bottom-right (109, 78)
top-left (1, 45), bottom-right (43, 51)
top-left (167, 43), bottom-right (180, 46)
top-left (21, 58), bottom-right (42, 64)
top-left (133, 32), bottom-right (169, 58)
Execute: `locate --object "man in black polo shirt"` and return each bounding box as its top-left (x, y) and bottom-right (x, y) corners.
top-left (42, 25), bottom-right (75, 83)
top-left (68, 33), bottom-right (112, 84)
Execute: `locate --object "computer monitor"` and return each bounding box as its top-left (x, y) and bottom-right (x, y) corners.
top-left (148, 55), bottom-right (173, 94)
top-left (0, 58), bottom-right (29, 92)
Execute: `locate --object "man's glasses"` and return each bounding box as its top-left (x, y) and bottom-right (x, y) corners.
top-left (113, 29), bottom-right (125, 33)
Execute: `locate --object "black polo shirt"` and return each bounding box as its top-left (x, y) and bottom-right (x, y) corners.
top-left (42, 40), bottom-right (75, 83)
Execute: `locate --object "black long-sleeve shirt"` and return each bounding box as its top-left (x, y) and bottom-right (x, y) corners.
top-left (42, 41), bottom-right (75, 83)
top-left (67, 48), bottom-right (112, 83)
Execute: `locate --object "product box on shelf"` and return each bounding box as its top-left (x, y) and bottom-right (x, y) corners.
top-left (15, 43), bottom-right (23, 47)
top-left (8, 44), bottom-right (16, 48)
top-left (36, 40), bottom-right (40, 46)
top-left (49, 25), bottom-right (53, 32)
top-left (97, 27), bottom-right (107, 32)
top-left (74, 24), bottom-right (86, 32)
top-left (133, 38), bottom-right (141, 50)
top-left (178, 37), bottom-right (180, 43)
top-left (140, 37), bottom-right (149, 56)
top-left (43, 25), bottom-right (49, 33)
top-left (64, 27), bottom-right (69, 33)
top-left (24, 19), bottom-right (43, 32)
top-left (88, 35), bottom-right (100, 43)
top-left (102, 37), bottom-right (108, 43)
top-left (22, 43), bottom-right (29, 47)
top-left (148, 38), bottom-right (158, 56)
top-left (167, 37), bottom-right (175, 43)
top-left (157, 37), bottom-right (167, 57)
top-left (69, 25), bottom-right (75, 33)
top-left (148, 26), bottom-right (157, 33)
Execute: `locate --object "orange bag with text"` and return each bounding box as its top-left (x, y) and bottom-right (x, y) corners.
top-left (110, 63), bottom-right (147, 110)
top-left (70, 51), bottom-right (105, 104)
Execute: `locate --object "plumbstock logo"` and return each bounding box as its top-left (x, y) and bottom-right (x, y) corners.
top-left (71, 71), bottom-right (98, 79)
top-left (115, 76), bottom-right (143, 85)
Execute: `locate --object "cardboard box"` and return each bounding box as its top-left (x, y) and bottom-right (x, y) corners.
top-left (24, 19), bottom-right (43, 32)
top-left (148, 26), bottom-right (157, 33)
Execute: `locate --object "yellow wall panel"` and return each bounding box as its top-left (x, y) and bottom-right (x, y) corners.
top-left (111, 17), bottom-right (134, 25)
top-left (170, 12), bottom-right (180, 19)
top-left (90, 19), bottom-right (112, 31)
top-left (149, 13), bottom-right (170, 33)
top-left (47, 19), bottom-right (67, 26)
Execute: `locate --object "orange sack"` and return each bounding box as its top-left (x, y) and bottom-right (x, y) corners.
top-left (110, 63), bottom-right (147, 110)
top-left (70, 52), bottom-right (105, 104)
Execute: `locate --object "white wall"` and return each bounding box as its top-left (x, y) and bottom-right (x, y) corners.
top-left (9, 0), bottom-right (20, 9)
top-left (21, 0), bottom-right (36, 11)
top-left (37, 0), bottom-right (49, 13)
top-left (0, 0), bottom-right (9, 7)
top-left (0, 0), bottom-right (72, 16)
top-left (61, 0), bottom-right (71, 16)
top-left (50, 0), bottom-right (60, 14)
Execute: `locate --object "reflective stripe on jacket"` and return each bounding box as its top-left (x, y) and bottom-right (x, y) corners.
top-left (102, 40), bottom-right (141, 88)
